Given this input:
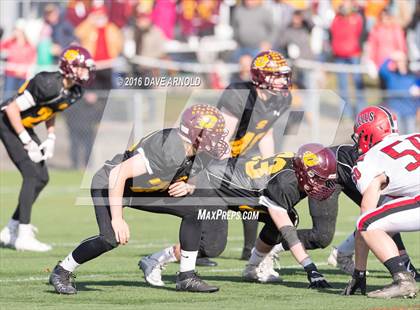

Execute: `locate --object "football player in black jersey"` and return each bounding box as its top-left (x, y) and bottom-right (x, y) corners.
top-left (141, 143), bottom-right (336, 288)
top-left (146, 50), bottom-right (294, 271)
top-left (219, 50), bottom-right (293, 260)
top-left (49, 104), bottom-right (229, 294)
top-left (0, 45), bottom-right (95, 252)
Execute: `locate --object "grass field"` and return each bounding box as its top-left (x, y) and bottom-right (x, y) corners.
top-left (0, 170), bottom-right (419, 310)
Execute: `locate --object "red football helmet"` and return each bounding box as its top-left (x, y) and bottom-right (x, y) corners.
top-left (59, 45), bottom-right (95, 86)
top-left (179, 104), bottom-right (229, 159)
top-left (293, 143), bottom-right (337, 201)
top-left (352, 106), bottom-right (398, 154)
top-left (250, 50), bottom-right (292, 92)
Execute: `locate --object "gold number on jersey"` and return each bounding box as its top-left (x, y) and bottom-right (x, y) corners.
top-left (22, 107), bottom-right (55, 128)
top-left (245, 154), bottom-right (289, 179)
top-left (230, 132), bottom-right (266, 157)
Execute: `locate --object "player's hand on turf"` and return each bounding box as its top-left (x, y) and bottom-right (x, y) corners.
top-left (168, 181), bottom-right (195, 197)
top-left (342, 270), bottom-right (366, 295)
top-left (305, 263), bottom-right (332, 289)
top-left (24, 140), bottom-right (44, 163)
top-left (40, 133), bottom-right (56, 160)
top-left (111, 218), bottom-right (130, 245)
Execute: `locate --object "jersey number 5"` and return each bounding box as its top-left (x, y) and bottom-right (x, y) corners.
top-left (380, 134), bottom-right (420, 171)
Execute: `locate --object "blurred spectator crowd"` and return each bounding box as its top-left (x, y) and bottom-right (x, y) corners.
top-left (0, 0), bottom-right (419, 168)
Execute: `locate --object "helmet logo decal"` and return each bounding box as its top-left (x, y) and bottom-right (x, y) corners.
top-left (63, 49), bottom-right (79, 62)
top-left (302, 151), bottom-right (319, 167)
top-left (355, 111), bottom-right (375, 129)
top-left (254, 55), bottom-right (270, 68)
top-left (197, 114), bottom-right (217, 129)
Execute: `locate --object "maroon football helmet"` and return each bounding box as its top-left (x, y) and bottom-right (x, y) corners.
top-left (179, 104), bottom-right (229, 159)
top-left (250, 50), bottom-right (292, 92)
top-left (293, 143), bottom-right (337, 201)
top-left (59, 45), bottom-right (95, 86)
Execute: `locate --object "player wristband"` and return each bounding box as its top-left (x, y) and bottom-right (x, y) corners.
top-left (18, 130), bottom-right (32, 145)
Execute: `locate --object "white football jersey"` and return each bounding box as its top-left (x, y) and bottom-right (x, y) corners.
top-left (353, 133), bottom-right (420, 197)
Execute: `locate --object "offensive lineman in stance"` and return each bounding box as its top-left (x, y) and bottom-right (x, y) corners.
top-left (49, 105), bottom-right (229, 294)
top-left (0, 46), bottom-right (95, 251)
top-left (140, 143), bottom-right (337, 288)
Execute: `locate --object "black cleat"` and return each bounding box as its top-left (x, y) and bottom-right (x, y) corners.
top-left (196, 257), bottom-right (218, 267)
top-left (49, 263), bottom-right (77, 295)
top-left (176, 271), bottom-right (219, 293)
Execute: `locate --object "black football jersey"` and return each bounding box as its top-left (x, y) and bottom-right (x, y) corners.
top-left (0, 71), bottom-right (83, 128)
top-left (217, 81), bottom-right (292, 157)
top-left (332, 144), bottom-right (361, 204)
top-left (205, 152), bottom-right (297, 209)
top-left (103, 128), bottom-right (206, 195)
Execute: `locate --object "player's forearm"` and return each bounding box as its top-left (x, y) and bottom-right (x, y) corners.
top-left (108, 167), bottom-right (126, 220)
top-left (360, 178), bottom-right (382, 214)
top-left (5, 101), bottom-right (25, 136)
top-left (354, 231), bottom-right (369, 271)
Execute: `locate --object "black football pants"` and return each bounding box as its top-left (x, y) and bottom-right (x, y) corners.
top-left (0, 116), bottom-right (49, 224)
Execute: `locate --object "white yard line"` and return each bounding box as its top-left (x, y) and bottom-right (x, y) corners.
top-left (0, 263), bottom-right (332, 283)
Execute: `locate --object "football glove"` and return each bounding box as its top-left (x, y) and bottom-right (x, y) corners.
top-left (19, 130), bottom-right (44, 163)
top-left (305, 263), bottom-right (332, 289)
top-left (342, 269), bottom-right (366, 295)
top-left (25, 140), bottom-right (44, 163)
top-left (39, 133), bottom-right (56, 160)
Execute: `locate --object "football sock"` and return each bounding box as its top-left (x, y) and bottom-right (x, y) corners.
top-left (60, 253), bottom-right (80, 272)
top-left (151, 246), bottom-right (178, 264)
top-left (384, 256), bottom-right (406, 275)
top-left (7, 219), bottom-right (19, 229)
top-left (180, 250), bottom-right (198, 272)
top-left (300, 257), bottom-right (313, 268)
top-left (248, 248), bottom-right (267, 266)
top-left (336, 232), bottom-right (355, 255)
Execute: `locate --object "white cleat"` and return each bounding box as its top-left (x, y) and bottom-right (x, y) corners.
top-left (327, 247), bottom-right (338, 267)
top-left (0, 223), bottom-right (18, 248)
top-left (243, 260), bottom-right (282, 283)
top-left (139, 255), bottom-right (166, 287)
top-left (14, 224), bottom-right (52, 252)
top-left (328, 247), bottom-right (354, 275)
top-left (261, 251), bottom-right (281, 278)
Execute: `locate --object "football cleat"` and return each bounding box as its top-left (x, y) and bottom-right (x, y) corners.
top-left (196, 257), bottom-right (218, 267)
top-left (14, 224), bottom-right (52, 252)
top-left (176, 271), bottom-right (219, 293)
top-left (404, 259), bottom-right (420, 282)
top-left (0, 221), bottom-right (18, 248)
top-left (139, 255), bottom-right (166, 287)
top-left (327, 247), bottom-right (338, 267)
top-left (243, 261), bottom-right (282, 283)
top-left (49, 263), bottom-right (77, 295)
top-left (260, 251), bottom-right (281, 279)
top-left (367, 272), bottom-right (418, 299)
top-left (328, 247), bottom-right (354, 275)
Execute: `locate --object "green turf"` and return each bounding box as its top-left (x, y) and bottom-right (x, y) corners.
top-left (0, 170), bottom-right (419, 310)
